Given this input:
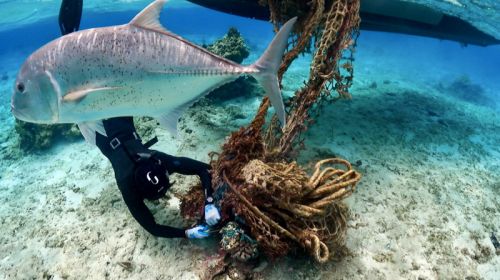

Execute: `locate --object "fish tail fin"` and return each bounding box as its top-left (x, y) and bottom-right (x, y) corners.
top-left (249, 17), bottom-right (297, 127)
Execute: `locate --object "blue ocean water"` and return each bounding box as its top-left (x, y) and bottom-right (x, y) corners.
top-left (1, 3), bottom-right (499, 106)
top-left (0, 1), bottom-right (499, 279)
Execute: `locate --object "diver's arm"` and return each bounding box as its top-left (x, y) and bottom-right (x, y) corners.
top-left (120, 187), bottom-right (186, 238)
top-left (152, 153), bottom-right (220, 226)
top-left (155, 153), bottom-right (214, 199)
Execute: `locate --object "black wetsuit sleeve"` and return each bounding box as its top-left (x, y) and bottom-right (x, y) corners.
top-left (119, 179), bottom-right (186, 238)
top-left (154, 152), bottom-right (213, 198)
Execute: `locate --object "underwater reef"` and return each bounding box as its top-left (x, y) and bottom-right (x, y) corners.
top-left (204, 28), bottom-right (258, 102)
top-left (436, 75), bottom-right (497, 108)
top-left (206, 76), bottom-right (261, 103)
top-left (14, 121), bottom-right (81, 151)
top-left (204, 27), bottom-right (250, 64)
top-left (12, 27), bottom-right (251, 152)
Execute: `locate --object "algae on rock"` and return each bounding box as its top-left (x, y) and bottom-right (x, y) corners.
top-left (205, 27), bottom-right (250, 64)
top-left (204, 28), bottom-right (257, 102)
top-left (14, 120), bottom-right (81, 151)
top-left (133, 116), bottom-right (159, 140)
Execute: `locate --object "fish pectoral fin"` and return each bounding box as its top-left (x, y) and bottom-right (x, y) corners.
top-left (63, 87), bottom-right (121, 102)
top-left (130, 0), bottom-right (170, 34)
top-left (157, 110), bottom-right (181, 137)
top-left (78, 120), bottom-right (106, 145)
top-left (156, 100), bottom-right (199, 137)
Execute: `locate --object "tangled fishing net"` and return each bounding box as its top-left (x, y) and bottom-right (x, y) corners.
top-left (181, 0), bottom-right (362, 269)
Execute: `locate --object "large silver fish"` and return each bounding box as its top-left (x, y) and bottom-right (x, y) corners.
top-left (11, 0), bottom-right (296, 143)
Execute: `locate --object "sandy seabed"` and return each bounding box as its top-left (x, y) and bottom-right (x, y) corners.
top-left (1, 47), bottom-right (499, 280)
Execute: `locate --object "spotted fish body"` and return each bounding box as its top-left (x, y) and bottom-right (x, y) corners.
top-left (12, 0), bottom-right (296, 143)
top-left (38, 24), bottom-right (250, 122)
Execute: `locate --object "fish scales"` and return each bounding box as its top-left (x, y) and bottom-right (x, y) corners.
top-left (31, 25), bottom-right (241, 122)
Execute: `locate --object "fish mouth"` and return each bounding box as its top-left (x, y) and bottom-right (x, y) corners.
top-left (11, 106), bottom-right (28, 122)
top-left (11, 108), bottom-right (58, 124)
top-left (10, 104), bottom-right (21, 120)
top-left (10, 103), bottom-right (45, 123)
top-left (11, 109), bottom-right (51, 123)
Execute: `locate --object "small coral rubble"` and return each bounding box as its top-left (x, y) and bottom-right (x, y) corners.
top-left (220, 222), bottom-right (259, 262)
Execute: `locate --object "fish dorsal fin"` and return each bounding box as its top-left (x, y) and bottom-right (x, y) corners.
top-left (130, 0), bottom-right (169, 33)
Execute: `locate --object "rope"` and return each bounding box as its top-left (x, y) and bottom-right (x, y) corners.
top-left (223, 156), bottom-right (361, 263)
top-left (182, 0), bottom-right (363, 265)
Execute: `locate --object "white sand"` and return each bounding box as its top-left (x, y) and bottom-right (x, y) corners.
top-left (1, 66), bottom-right (499, 279)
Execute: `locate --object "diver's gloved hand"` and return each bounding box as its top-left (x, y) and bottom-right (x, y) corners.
top-left (185, 224), bottom-right (210, 239)
top-left (204, 202), bottom-right (221, 226)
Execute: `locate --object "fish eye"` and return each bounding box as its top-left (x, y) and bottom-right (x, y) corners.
top-left (17, 82), bottom-right (25, 93)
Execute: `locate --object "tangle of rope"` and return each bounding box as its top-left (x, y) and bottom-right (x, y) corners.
top-left (258, 0), bottom-right (361, 157)
top-left (223, 157), bottom-right (361, 262)
top-left (181, 0), bottom-right (363, 266)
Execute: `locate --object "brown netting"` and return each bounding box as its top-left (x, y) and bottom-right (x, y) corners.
top-left (223, 158), bottom-right (360, 262)
top-left (182, 0), bottom-right (361, 264)
top-left (264, 0), bottom-right (361, 158)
